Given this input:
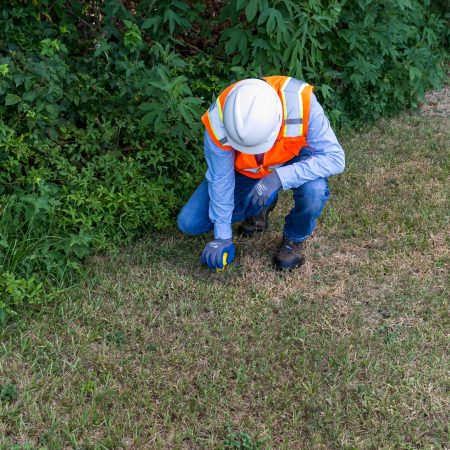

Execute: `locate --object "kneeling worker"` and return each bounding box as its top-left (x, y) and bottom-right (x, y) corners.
top-left (178, 76), bottom-right (345, 270)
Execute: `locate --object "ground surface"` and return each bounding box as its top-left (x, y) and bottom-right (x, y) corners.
top-left (1, 104), bottom-right (449, 448)
top-left (421, 83), bottom-right (450, 117)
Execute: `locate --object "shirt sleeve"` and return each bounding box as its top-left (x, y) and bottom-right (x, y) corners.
top-left (275, 93), bottom-right (345, 190)
top-left (204, 130), bottom-right (235, 240)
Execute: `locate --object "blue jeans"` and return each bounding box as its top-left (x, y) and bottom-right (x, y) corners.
top-left (177, 152), bottom-right (330, 242)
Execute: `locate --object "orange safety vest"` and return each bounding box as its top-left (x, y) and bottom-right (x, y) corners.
top-left (201, 76), bottom-right (313, 179)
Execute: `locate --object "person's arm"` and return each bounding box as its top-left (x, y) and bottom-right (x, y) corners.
top-left (204, 130), bottom-right (235, 240)
top-left (275, 93), bottom-right (345, 190)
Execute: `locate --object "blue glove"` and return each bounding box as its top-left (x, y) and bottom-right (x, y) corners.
top-left (248, 171), bottom-right (282, 209)
top-left (201, 239), bottom-right (235, 269)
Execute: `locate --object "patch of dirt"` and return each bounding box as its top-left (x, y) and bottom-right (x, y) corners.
top-left (420, 81), bottom-right (450, 117)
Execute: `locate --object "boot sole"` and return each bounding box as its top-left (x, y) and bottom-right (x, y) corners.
top-left (238, 225), bottom-right (268, 238)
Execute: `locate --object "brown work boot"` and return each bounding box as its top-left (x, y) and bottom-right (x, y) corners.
top-left (238, 197), bottom-right (278, 237)
top-left (274, 236), bottom-right (306, 270)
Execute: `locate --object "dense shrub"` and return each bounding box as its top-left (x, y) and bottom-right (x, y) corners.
top-left (0, 0), bottom-right (448, 321)
top-left (218, 0), bottom-right (448, 124)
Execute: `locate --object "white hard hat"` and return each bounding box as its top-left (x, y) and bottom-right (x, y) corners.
top-left (223, 78), bottom-right (282, 154)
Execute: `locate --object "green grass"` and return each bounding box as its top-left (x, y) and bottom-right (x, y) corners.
top-left (1, 113), bottom-right (449, 448)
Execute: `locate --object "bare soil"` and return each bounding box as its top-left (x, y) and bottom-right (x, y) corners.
top-left (420, 80), bottom-right (450, 117)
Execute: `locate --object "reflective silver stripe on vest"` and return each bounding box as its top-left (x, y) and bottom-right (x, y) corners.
top-left (207, 99), bottom-right (228, 144)
top-left (242, 167), bottom-right (261, 173)
top-left (242, 163), bottom-right (284, 173)
top-left (281, 78), bottom-right (309, 138)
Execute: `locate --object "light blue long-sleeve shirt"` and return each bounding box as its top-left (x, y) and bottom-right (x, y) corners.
top-left (205, 93), bottom-right (345, 240)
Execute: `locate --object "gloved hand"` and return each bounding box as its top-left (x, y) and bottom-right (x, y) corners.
top-left (201, 239), bottom-right (235, 269)
top-left (248, 171), bottom-right (282, 209)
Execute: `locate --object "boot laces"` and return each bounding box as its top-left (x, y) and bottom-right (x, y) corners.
top-left (280, 238), bottom-right (302, 254)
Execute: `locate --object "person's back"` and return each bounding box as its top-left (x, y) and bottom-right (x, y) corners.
top-left (178, 76), bottom-right (345, 270)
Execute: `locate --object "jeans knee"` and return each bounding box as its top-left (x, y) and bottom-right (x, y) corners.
top-left (293, 178), bottom-right (330, 214)
top-left (177, 211), bottom-right (193, 235)
top-left (298, 179), bottom-right (329, 198)
top-left (177, 211), bottom-right (208, 236)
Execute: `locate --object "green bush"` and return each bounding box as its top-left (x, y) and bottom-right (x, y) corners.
top-left (218, 0), bottom-right (448, 124)
top-left (0, 0), bottom-right (447, 321)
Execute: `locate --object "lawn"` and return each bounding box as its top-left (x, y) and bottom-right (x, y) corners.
top-left (1, 110), bottom-right (449, 448)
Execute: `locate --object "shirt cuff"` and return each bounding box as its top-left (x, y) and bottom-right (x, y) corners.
top-left (214, 222), bottom-right (233, 240)
top-left (275, 166), bottom-right (299, 190)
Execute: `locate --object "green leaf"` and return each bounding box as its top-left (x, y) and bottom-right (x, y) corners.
top-left (140, 110), bottom-right (158, 128)
top-left (224, 29), bottom-right (247, 55)
top-left (409, 67), bottom-right (422, 81)
top-left (245, 0), bottom-right (258, 22)
top-left (142, 17), bottom-right (161, 32)
top-left (236, 0), bottom-right (246, 11)
top-left (0, 64), bottom-right (8, 77)
top-left (275, 10), bottom-right (288, 44)
top-left (252, 38), bottom-right (270, 50)
top-left (318, 84), bottom-right (333, 100)
top-left (138, 102), bottom-right (155, 112)
top-left (45, 104), bottom-right (59, 116)
top-left (163, 9), bottom-right (190, 34)
top-left (266, 13), bottom-right (275, 35)
top-left (172, 0), bottom-right (189, 12)
top-left (5, 94), bottom-right (21, 106)
top-left (257, 8), bottom-right (270, 26)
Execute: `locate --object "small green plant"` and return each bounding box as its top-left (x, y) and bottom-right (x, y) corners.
top-left (0, 383), bottom-right (18, 403)
top-left (147, 343), bottom-right (158, 352)
top-left (0, 272), bottom-right (43, 324)
top-left (80, 380), bottom-right (96, 394)
top-left (105, 330), bottom-right (126, 345)
top-left (222, 431), bottom-right (264, 449)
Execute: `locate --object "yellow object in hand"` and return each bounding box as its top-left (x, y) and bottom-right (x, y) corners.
top-left (216, 252), bottom-right (228, 272)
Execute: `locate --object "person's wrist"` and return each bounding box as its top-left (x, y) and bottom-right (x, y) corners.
top-left (214, 222), bottom-right (232, 240)
top-left (212, 238), bottom-right (232, 244)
